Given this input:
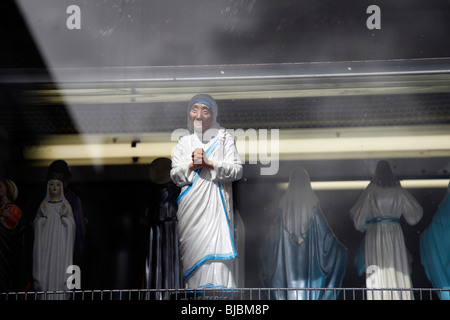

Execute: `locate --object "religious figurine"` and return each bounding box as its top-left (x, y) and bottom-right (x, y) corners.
top-left (0, 179), bottom-right (25, 292)
top-left (350, 160), bottom-right (423, 300)
top-left (33, 178), bottom-right (76, 299)
top-left (258, 167), bottom-right (348, 300)
top-left (170, 94), bottom-right (243, 289)
top-left (420, 182), bottom-right (450, 300)
top-left (142, 157), bottom-right (181, 299)
top-left (46, 160), bottom-right (87, 267)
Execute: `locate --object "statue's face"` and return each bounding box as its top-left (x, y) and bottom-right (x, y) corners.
top-left (48, 179), bottom-right (62, 199)
top-left (190, 103), bottom-right (213, 133)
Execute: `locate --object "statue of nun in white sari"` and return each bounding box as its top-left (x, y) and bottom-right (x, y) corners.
top-left (170, 94), bottom-right (243, 289)
top-left (33, 178), bottom-right (76, 299)
top-left (350, 160), bottom-right (423, 300)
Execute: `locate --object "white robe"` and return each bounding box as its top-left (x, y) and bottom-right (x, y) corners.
top-left (171, 128), bottom-right (243, 289)
top-left (350, 183), bottom-right (423, 300)
top-left (33, 183), bottom-right (76, 299)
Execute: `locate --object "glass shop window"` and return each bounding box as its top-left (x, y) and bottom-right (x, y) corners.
top-left (0, 1), bottom-right (449, 296)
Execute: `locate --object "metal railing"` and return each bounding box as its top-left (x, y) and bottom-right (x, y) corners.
top-left (0, 287), bottom-right (448, 301)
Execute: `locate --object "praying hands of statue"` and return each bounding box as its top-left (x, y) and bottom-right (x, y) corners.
top-left (190, 148), bottom-right (214, 170)
top-left (59, 203), bottom-right (68, 217)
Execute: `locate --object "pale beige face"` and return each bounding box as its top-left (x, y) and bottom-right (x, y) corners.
top-left (189, 103), bottom-right (213, 133)
top-left (48, 179), bottom-right (62, 199)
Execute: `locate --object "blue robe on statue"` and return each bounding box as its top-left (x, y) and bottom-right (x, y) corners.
top-left (258, 168), bottom-right (348, 300)
top-left (420, 185), bottom-right (450, 300)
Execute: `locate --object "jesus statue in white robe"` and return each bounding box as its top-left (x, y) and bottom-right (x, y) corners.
top-left (350, 160), bottom-right (423, 300)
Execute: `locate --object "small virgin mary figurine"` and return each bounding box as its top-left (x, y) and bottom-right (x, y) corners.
top-left (33, 178), bottom-right (76, 299)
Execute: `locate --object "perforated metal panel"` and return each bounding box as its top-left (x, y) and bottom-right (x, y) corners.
top-left (3, 93), bottom-right (450, 136)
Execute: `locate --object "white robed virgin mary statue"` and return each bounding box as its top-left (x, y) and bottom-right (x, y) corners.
top-left (33, 178), bottom-right (76, 299)
top-left (170, 94), bottom-right (243, 289)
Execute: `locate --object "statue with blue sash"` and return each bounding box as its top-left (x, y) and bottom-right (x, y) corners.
top-left (351, 160), bottom-right (423, 300)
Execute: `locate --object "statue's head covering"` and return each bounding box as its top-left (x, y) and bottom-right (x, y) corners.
top-left (45, 179), bottom-right (65, 201)
top-left (371, 160), bottom-right (400, 188)
top-left (279, 167), bottom-right (320, 244)
top-left (40, 178), bottom-right (71, 217)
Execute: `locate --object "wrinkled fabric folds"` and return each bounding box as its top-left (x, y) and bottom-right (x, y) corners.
top-left (33, 182), bottom-right (76, 299)
top-left (259, 207), bottom-right (348, 300)
top-left (259, 168), bottom-right (347, 300)
top-left (350, 183), bottom-right (422, 300)
top-left (171, 128), bottom-right (242, 289)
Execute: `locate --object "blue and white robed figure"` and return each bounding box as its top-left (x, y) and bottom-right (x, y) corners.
top-left (258, 167), bottom-right (348, 300)
top-left (170, 94), bottom-right (243, 289)
top-left (420, 182), bottom-right (450, 300)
